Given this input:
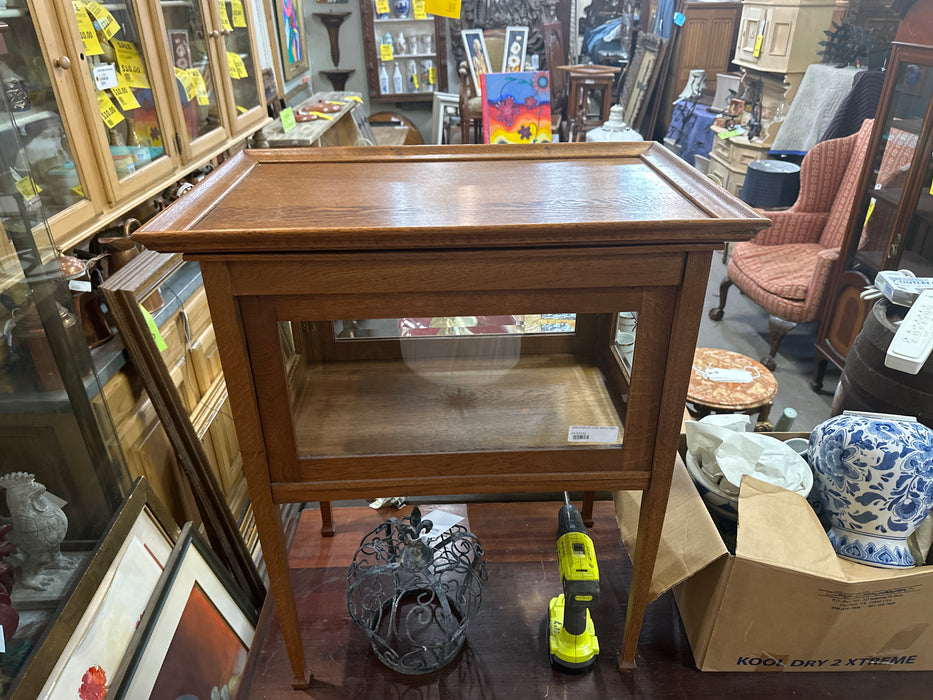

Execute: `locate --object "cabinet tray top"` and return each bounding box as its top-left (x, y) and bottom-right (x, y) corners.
top-left (132, 143), bottom-right (769, 254)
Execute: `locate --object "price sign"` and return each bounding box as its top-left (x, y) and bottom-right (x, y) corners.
top-left (96, 90), bottom-right (124, 129)
top-left (217, 0), bottom-right (233, 31)
top-left (190, 69), bottom-right (210, 105)
top-left (85, 1), bottom-right (121, 41)
top-left (753, 34), bottom-right (763, 58)
top-left (280, 107), bottom-right (296, 133)
top-left (380, 44), bottom-right (394, 62)
top-left (71, 184), bottom-right (86, 198)
top-left (345, 95), bottom-right (363, 103)
top-left (227, 51), bottom-right (247, 79)
top-left (110, 74), bottom-right (140, 110)
top-left (231, 0), bottom-right (247, 28)
top-left (93, 63), bottom-right (118, 90)
top-left (174, 66), bottom-right (196, 101)
top-left (14, 176), bottom-right (42, 201)
top-left (375, 0), bottom-right (390, 14)
top-left (112, 40), bottom-right (150, 88)
top-left (423, 0), bottom-right (460, 19)
top-left (412, 72), bottom-right (419, 89)
top-left (413, 0), bottom-right (427, 19)
top-left (73, 4), bottom-right (103, 55)
top-left (140, 304), bottom-right (167, 352)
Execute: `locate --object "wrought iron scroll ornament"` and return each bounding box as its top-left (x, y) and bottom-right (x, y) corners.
top-left (346, 507), bottom-right (488, 674)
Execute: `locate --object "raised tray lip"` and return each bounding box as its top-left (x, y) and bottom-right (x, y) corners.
top-left (133, 142), bottom-right (771, 255)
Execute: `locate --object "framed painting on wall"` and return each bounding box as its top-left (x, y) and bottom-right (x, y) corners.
top-left (275, 0), bottom-right (309, 80)
top-left (113, 525), bottom-right (258, 699)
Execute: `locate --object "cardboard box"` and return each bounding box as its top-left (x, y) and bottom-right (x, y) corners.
top-left (614, 451), bottom-right (933, 671)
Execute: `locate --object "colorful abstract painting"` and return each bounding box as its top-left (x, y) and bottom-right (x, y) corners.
top-left (481, 71), bottom-right (551, 144)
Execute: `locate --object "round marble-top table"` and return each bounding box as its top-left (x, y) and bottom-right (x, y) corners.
top-left (687, 347), bottom-right (779, 431)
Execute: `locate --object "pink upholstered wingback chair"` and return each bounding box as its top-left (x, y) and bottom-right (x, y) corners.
top-left (708, 119), bottom-right (875, 370)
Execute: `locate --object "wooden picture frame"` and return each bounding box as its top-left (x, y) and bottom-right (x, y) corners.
top-left (462, 28), bottom-right (491, 94)
top-left (113, 525), bottom-right (258, 699)
top-left (502, 26), bottom-right (529, 72)
top-left (21, 479), bottom-right (180, 700)
top-left (619, 33), bottom-right (664, 135)
top-left (431, 91), bottom-right (459, 144)
top-left (275, 0), bottom-right (309, 81)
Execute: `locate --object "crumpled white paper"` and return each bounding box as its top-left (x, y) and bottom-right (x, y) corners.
top-left (685, 415), bottom-right (812, 497)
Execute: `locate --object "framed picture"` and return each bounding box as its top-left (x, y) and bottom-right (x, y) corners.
top-left (113, 525), bottom-right (258, 699)
top-left (431, 91), bottom-right (459, 145)
top-left (619, 33), bottom-right (664, 134)
top-left (502, 26), bottom-right (528, 73)
top-left (462, 28), bottom-right (491, 94)
top-left (29, 479), bottom-right (180, 700)
top-left (275, 0), bottom-right (309, 81)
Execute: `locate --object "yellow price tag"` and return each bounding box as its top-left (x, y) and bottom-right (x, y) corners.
top-left (413, 0), bottom-right (427, 19)
top-left (345, 95), bottom-right (363, 103)
top-left (375, 0), bottom-right (390, 14)
top-left (73, 4), bottom-right (104, 56)
top-left (112, 40), bottom-right (150, 88)
top-left (190, 69), bottom-right (210, 105)
top-left (308, 111), bottom-right (334, 121)
top-left (85, 1), bottom-right (121, 41)
top-left (227, 51), bottom-right (246, 79)
top-left (15, 176), bottom-right (42, 200)
top-left (97, 90), bottom-right (125, 129)
top-left (423, 0), bottom-right (459, 19)
top-left (71, 184), bottom-right (86, 198)
top-left (753, 34), bottom-right (763, 58)
top-left (429, 66), bottom-right (436, 84)
top-left (380, 44), bottom-right (394, 62)
top-left (231, 0), bottom-right (247, 28)
top-left (174, 66), bottom-right (196, 101)
top-left (217, 0), bottom-right (233, 31)
top-left (110, 73), bottom-right (141, 110)
top-left (236, 105), bottom-right (247, 114)
top-left (140, 304), bottom-right (168, 352)
top-left (412, 72), bottom-right (419, 89)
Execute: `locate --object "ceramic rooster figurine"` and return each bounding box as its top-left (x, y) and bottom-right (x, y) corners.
top-left (0, 472), bottom-right (68, 590)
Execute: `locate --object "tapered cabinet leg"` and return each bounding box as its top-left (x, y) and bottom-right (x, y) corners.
top-left (320, 500), bottom-right (335, 537)
top-left (581, 491), bottom-right (595, 528)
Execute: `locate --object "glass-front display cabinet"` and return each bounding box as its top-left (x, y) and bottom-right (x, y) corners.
top-left (360, 0), bottom-right (448, 102)
top-left (0, 97), bottom-right (129, 695)
top-left (814, 42), bottom-right (933, 382)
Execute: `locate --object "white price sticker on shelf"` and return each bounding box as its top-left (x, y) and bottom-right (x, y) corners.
top-left (567, 425), bottom-right (619, 444)
top-left (93, 63), bottom-right (119, 90)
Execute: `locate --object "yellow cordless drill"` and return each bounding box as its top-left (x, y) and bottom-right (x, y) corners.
top-left (548, 493), bottom-right (600, 671)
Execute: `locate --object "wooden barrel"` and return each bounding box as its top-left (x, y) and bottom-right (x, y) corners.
top-left (832, 299), bottom-right (933, 427)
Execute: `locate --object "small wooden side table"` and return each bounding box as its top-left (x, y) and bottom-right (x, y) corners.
top-left (687, 348), bottom-right (778, 430)
top-left (558, 65), bottom-right (621, 141)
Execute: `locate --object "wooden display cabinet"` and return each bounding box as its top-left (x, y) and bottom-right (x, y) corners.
top-left (814, 42), bottom-right (933, 389)
top-left (360, 0), bottom-right (448, 102)
top-left (132, 142), bottom-right (769, 685)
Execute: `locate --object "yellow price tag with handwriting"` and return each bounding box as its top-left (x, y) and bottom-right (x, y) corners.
top-left (412, 72), bottom-right (419, 89)
top-left (110, 74), bottom-right (141, 110)
top-left (73, 4), bottom-right (103, 55)
top-left (174, 66), bottom-right (196, 101)
top-left (15, 176), bottom-right (42, 200)
top-left (97, 90), bottom-right (125, 129)
top-left (217, 0), bottom-right (233, 31)
top-left (112, 40), bottom-right (150, 88)
top-left (375, 0), bottom-right (390, 14)
top-left (414, 0), bottom-right (427, 19)
top-left (227, 51), bottom-right (247, 79)
top-left (380, 44), bottom-right (394, 62)
top-left (71, 184), bottom-right (85, 198)
top-left (85, 1), bottom-right (121, 40)
top-left (231, 0), bottom-right (247, 27)
top-left (429, 66), bottom-right (436, 84)
top-left (423, 0), bottom-right (459, 19)
top-left (753, 34), bottom-right (763, 58)
top-left (190, 69), bottom-right (210, 105)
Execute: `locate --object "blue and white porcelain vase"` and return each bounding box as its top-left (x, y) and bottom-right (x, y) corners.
top-left (809, 414), bottom-right (933, 568)
top-left (393, 0), bottom-right (410, 18)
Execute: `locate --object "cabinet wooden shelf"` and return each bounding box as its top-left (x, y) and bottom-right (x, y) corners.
top-left (815, 42), bottom-right (933, 387)
top-left (132, 142), bottom-right (769, 686)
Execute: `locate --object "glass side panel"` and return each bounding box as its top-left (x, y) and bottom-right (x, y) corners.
top-left (0, 107), bottom-right (128, 696)
top-left (0, 11), bottom-right (92, 219)
top-left (159, 0), bottom-right (224, 143)
top-left (220, 0), bottom-right (260, 114)
top-left (900, 142), bottom-right (933, 277)
top-left (853, 60), bottom-right (932, 274)
top-left (70, 0), bottom-right (169, 179)
top-left (288, 311), bottom-right (635, 459)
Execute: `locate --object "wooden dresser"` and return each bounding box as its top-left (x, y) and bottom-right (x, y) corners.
top-left (132, 143), bottom-right (769, 686)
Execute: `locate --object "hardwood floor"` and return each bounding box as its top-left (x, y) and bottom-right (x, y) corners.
top-left (244, 501), bottom-right (931, 699)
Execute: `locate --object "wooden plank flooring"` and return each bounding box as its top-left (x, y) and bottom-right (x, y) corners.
top-left (245, 501), bottom-right (932, 699)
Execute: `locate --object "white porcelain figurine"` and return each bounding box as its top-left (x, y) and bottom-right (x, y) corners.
top-left (0, 472), bottom-right (68, 589)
